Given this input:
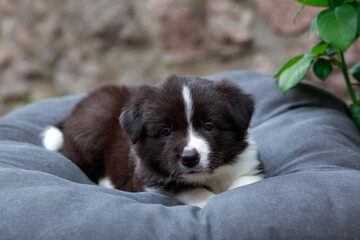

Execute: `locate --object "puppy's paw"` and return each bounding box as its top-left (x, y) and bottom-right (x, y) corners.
top-left (173, 188), bottom-right (216, 208)
top-left (192, 199), bottom-right (208, 208)
top-left (228, 175), bottom-right (263, 190)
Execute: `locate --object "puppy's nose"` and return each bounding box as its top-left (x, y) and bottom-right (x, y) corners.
top-left (181, 150), bottom-right (200, 168)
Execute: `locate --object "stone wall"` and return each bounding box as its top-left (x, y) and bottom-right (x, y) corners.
top-left (0, 0), bottom-right (359, 114)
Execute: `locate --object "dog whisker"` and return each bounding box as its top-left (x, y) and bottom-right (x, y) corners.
top-left (210, 151), bottom-right (227, 158)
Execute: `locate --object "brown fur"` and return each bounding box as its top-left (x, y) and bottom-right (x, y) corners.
top-left (57, 75), bottom-right (261, 194)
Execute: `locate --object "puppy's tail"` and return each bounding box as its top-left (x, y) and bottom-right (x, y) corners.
top-left (41, 126), bottom-right (64, 151)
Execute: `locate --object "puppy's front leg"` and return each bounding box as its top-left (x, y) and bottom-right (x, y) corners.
top-left (173, 188), bottom-right (216, 208)
top-left (228, 175), bottom-right (263, 190)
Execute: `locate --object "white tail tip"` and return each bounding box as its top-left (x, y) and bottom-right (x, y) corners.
top-left (41, 126), bottom-right (64, 151)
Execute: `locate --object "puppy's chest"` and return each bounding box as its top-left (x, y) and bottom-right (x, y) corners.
top-left (206, 180), bottom-right (233, 195)
top-left (180, 143), bottom-right (262, 194)
top-left (182, 164), bottom-right (241, 194)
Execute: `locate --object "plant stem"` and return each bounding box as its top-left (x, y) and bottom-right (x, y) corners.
top-left (339, 50), bottom-right (358, 105)
top-left (327, 0), bottom-right (335, 8)
top-left (329, 57), bottom-right (341, 67)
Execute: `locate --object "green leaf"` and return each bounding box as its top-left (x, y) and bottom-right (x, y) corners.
top-left (324, 46), bottom-right (338, 56)
top-left (278, 53), bottom-right (316, 93)
top-left (308, 18), bottom-right (317, 35)
top-left (296, 0), bottom-right (329, 7)
top-left (295, 0), bottom-right (350, 7)
top-left (351, 3), bottom-right (360, 37)
top-left (334, 0), bottom-right (347, 5)
top-left (274, 55), bottom-right (303, 78)
top-left (311, 42), bottom-right (329, 54)
top-left (313, 59), bottom-right (333, 80)
top-left (294, 4), bottom-right (305, 23)
top-left (350, 104), bottom-right (360, 130)
top-left (316, 5), bottom-right (358, 51)
top-left (350, 62), bottom-right (360, 81)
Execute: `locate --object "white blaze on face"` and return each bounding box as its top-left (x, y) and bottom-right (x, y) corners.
top-left (182, 85), bottom-right (210, 168)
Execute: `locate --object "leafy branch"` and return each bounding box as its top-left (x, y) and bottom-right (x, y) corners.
top-left (275, 0), bottom-right (360, 130)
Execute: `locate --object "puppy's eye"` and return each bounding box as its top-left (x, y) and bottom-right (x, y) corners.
top-left (204, 123), bottom-right (215, 131)
top-left (162, 128), bottom-right (172, 136)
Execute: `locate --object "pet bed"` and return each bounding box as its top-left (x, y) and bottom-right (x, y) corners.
top-left (1, 71), bottom-right (359, 239)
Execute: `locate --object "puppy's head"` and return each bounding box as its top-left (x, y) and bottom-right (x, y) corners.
top-left (120, 75), bottom-right (254, 179)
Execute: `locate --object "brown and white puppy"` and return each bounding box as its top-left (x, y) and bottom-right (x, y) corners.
top-left (42, 75), bottom-right (264, 207)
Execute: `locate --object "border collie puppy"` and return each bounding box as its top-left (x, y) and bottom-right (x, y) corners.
top-left (42, 75), bottom-right (264, 207)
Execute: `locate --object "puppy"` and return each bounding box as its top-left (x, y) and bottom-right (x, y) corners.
top-left (42, 75), bottom-right (264, 207)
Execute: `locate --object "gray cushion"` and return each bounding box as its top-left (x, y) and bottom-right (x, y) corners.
top-left (1, 71), bottom-right (360, 239)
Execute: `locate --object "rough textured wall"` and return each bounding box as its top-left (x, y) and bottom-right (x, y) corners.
top-left (0, 0), bottom-right (359, 114)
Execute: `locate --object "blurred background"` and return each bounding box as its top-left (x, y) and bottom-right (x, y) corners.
top-left (0, 0), bottom-right (359, 115)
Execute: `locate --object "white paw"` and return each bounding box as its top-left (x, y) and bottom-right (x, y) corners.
top-left (228, 175), bottom-right (263, 190)
top-left (173, 188), bottom-right (216, 208)
top-left (190, 200), bottom-right (208, 208)
top-left (98, 176), bottom-right (115, 189)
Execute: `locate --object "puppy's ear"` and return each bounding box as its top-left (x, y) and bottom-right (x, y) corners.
top-left (215, 78), bottom-right (255, 134)
top-left (120, 85), bottom-right (155, 144)
top-left (119, 99), bottom-right (145, 144)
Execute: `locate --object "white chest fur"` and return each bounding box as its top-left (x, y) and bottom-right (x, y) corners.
top-left (180, 137), bottom-right (262, 194)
